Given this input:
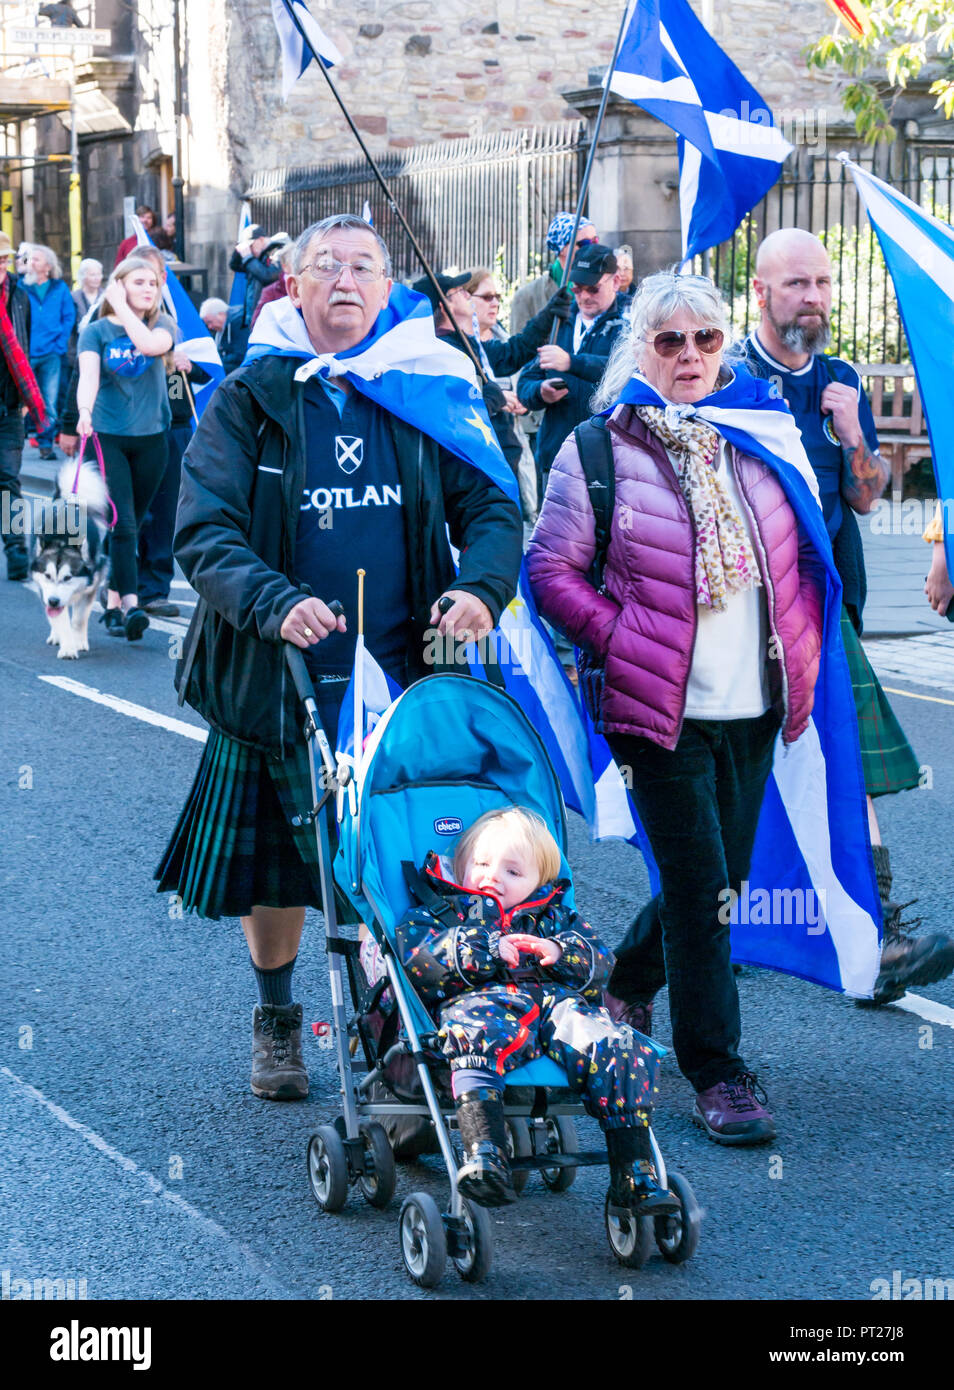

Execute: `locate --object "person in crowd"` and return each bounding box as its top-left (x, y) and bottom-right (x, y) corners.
top-left (528, 271), bottom-right (827, 1145)
top-left (412, 267), bottom-right (569, 486)
top-left (15, 244), bottom-right (32, 281)
top-left (467, 266), bottom-right (538, 517)
top-left (614, 245), bottom-right (635, 302)
top-left (733, 227), bottom-right (954, 1005)
top-left (76, 256), bottom-right (175, 641)
top-left (510, 212), bottom-right (599, 334)
top-left (250, 242), bottom-right (295, 329)
top-left (516, 242), bottom-right (627, 492)
top-left (199, 297), bottom-right (247, 374)
top-left (228, 224), bottom-right (283, 328)
top-left (924, 506), bottom-right (953, 616)
top-left (0, 231), bottom-right (47, 581)
top-left (153, 212), bottom-right (176, 254)
top-left (115, 206), bottom-right (157, 267)
top-left (156, 213), bottom-right (522, 1103)
top-left (25, 245), bottom-right (75, 460)
top-left (72, 258), bottom-right (103, 324)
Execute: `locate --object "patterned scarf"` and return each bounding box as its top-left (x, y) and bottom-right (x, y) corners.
top-left (0, 279), bottom-right (47, 427)
top-left (636, 404), bottom-right (761, 612)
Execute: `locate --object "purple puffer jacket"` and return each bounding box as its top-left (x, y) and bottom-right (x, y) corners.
top-left (527, 405), bottom-right (826, 748)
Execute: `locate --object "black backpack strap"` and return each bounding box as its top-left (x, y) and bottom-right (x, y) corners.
top-left (401, 860), bottom-right (464, 934)
top-left (573, 415), bottom-right (615, 589)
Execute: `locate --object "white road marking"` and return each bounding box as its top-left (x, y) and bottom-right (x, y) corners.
top-left (38, 675), bottom-right (208, 742)
top-left (147, 615), bottom-right (190, 636)
top-left (0, 1065), bottom-right (293, 1298)
top-left (891, 993), bottom-right (954, 1029)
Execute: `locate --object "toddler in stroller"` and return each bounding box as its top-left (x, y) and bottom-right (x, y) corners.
top-left (393, 806), bottom-right (677, 1216)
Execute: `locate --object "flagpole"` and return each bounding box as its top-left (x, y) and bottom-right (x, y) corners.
top-left (354, 568), bottom-right (366, 795)
top-left (548, 0), bottom-right (633, 344)
top-left (181, 371), bottom-right (199, 426)
top-left (280, 4), bottom-right (489, 383)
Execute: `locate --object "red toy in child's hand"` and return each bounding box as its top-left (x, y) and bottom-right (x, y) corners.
top-left (499, 933), bottom-right (562, 968)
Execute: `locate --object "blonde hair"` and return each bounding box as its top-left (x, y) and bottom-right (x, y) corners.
top-left (98, 255), bottom-right (164, 328)
top-left (453, 806), bottom-right (561, 890)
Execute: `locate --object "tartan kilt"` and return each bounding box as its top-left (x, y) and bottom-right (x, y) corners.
top-left (155, 727), bottom-right (360, 922)
top-left (840, 608), bottom-right (921, 798)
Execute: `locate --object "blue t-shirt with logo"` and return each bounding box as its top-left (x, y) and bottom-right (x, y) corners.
top-left (740, 334), bottom-right (880, 539)
top-left (77, 313), bottom-right (177, 436)
top-left (296, 377), bottom-right (411, 678)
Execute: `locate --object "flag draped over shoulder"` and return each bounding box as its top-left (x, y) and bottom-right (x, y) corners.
top-left (270, 0), bottom-right (343, 98)
top-left (608, 0), bottom-right (792, 263)
top-left (610, 368), bottom-right (882, 996)
top-left (131, 217), bottom-right (225, 422)
top-left (247, 285), bottom-right (518, 505)
top-left (842, 154), bottom-right (954, 583)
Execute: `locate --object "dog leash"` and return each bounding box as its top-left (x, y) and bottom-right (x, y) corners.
top-left (71, 431), bottom-right (118, 529)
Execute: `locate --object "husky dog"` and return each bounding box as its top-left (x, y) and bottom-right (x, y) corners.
top-left (30, 461), bottom-right (110, 659)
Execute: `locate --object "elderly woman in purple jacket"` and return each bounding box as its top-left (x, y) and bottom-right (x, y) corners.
top-left (528, 273), bottom-right (825, 1147)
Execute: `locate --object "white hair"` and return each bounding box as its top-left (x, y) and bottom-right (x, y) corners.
top-left (200, 297), bottom-right (229, 319)
top-left (77, 258), bottom-right (102, 284)
top-left (292, 214), bottom-right (392, 277)
top-left (591, 270), bottom-right (729, 412)
top-left (30, 244), bottom-right (62, 279)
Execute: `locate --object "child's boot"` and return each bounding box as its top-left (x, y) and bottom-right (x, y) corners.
top-left (455, 1088), bottom-right (517, 1207)
top-left (605, 1121), bottom-right (680, 1216)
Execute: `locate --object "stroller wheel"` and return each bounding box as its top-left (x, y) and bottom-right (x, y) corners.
top-left (358, 1121), bottom-right (397, 1209)
top-left (539, 1116), bottom-right (578, 1193)
top-left (654, 1171), bottom-right (701, 1265)
top-left (454, 1198), bottom-right (493, 1283)
top-left (604, 1194), bottom-right (654, 1269)
top-left (504, 1116), bottom-right (532, 1196)
top-left (399, 1192), bottom-right (446, 1289)
top-left (306, 1126), bottom-right (349, 1213)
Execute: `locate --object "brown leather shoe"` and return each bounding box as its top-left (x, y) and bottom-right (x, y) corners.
top-left (871, 916), bottom-right (954, 1005)
top-left (251, 1003), bottom-right (309, 1100)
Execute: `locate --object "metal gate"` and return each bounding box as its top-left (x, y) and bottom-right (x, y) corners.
top-left (245, 121), bottom-right (585, 286)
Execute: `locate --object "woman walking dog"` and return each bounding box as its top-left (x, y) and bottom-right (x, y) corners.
top-left (76, 256), bottom-right (175, 641)
top-left (529, 272), bottom-right (827, 1147)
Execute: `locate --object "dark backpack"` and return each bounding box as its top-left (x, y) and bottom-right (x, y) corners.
top-left (572, 414), bottom-right (615, 591)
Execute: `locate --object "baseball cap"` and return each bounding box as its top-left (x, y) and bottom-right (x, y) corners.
top-left (247, 224), bottom-right (268, 240)
top-left (569, 243), bottom-right (618, 287)
top-left (410, 270), bottom-right (470, 311)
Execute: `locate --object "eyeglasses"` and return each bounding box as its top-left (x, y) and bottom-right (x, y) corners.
top-left (571, 276), bottom-right (609, 295)
top-left (446, 286), bottom-right (471, 300)
top-left (646, 328), bottom-right (724, 357)
top-left (472, 292), bottom-right (501, 304)
top-left (302, 256), bottom-right (386, 283)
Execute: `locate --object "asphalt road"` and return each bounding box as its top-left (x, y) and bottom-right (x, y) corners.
top-left (2, 568), bottom-right (953, 1304)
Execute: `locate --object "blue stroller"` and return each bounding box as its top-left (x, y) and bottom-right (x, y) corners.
top-left (286, 652), bottom-right (702, 1288)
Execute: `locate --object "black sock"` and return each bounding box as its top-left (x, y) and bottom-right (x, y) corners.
top-left (251, 954), bottom-right (297, 1007)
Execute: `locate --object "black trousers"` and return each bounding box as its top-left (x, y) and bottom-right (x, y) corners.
top-left (98, 431), bottom-right (168, 598)
top-left (0, 409), bottom-right (26, 568)
top-left (138, 423), bottom-right (189, 603)
top-left (607, 710), bottom-right (780, 1093)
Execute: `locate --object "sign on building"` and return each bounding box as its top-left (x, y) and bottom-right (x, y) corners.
top-left (8, 28), bottom-right (112, 48)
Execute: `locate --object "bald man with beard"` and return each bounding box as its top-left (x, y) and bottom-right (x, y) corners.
top-left (730, 228), bottom-right (954, 1006)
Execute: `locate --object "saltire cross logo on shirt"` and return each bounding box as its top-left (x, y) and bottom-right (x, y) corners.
top-left (335, 435), bottom-right (364, 474)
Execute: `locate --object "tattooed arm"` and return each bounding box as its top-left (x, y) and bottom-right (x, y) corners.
top-left (820, 380), bottom-right (889, 515)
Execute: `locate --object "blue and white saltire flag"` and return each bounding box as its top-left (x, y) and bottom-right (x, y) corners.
top-left (608, 0), bottom-right (792, 264)
top-left (229, 202), bottom-right (253, 313)
top-left (609, 368), bottom-right (882, 996)
top-left (361, 200), bottom-right (374, 226)
top-left (271, 0), bottom-right (343, 98)
top-left (843, 154), bottom-right (954, 583)
top-left (131, 217), bottom-right (225, 422)
top-left (247, 284), bottom-right (518, 505)
top-left (335, 643), bottom-right (403, 814)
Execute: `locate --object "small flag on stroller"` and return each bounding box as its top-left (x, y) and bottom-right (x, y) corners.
top-left (335, 643), bottom-right (402, 816)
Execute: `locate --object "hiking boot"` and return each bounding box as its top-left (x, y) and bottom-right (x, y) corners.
top-left (692, 1072), bottom-right (776, 1146)
top-left (251, 1003), bottom-right (309, 1100)
top-left (605, 1121), bottom-right (679, 1216)
top-left (454, 1087), bottom-right (517, 1207)
top-left (870, 916), bottom-right (954, 1005)
top-left (602, 990), bottom-right (654, 1038)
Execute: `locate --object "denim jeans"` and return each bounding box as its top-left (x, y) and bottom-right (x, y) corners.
top-left (0, 409), bottom-right (26, 568)
top-left (31, 353), bottom-right (62, 448)
top-left (607, 710), bottom-right (780, 1093)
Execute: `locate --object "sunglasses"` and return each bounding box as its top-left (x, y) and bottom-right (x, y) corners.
top-left (472, 292), bottom-right (501, 303)
top-left (647, 328), bottom-right (724, 358)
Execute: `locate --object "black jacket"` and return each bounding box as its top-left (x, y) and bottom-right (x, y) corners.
top-left (228, 249), bottom-right (280, 329)
top-left (516, 294), bottom-right (628, 474)
top-left (173, 354), bottom-right (523, 756)
top-left (0, 276), bottom-right (32, 415)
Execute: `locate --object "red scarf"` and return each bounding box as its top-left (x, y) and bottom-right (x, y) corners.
top-left (0, 278), bottom-right (47, 428)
